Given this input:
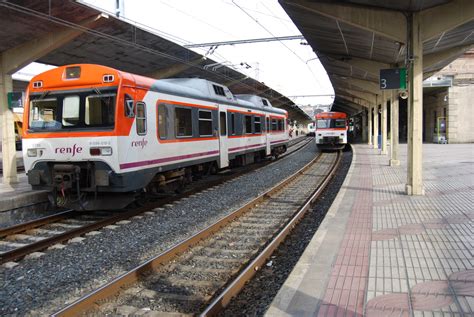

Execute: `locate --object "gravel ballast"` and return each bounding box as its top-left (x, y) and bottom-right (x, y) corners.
top-left (219, 146), bottom-right (353, 316)
top-left (0, 141), bottom-right (319, 316)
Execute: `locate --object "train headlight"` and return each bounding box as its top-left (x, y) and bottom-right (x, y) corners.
top-left (27, 148), bottom-right (44, 157)
top-left (90, 147), bottom-right (113, 156)
top-left (27, 148), bottom-right (37, 157)
top-left (101, 147), bottom-right (113, 156)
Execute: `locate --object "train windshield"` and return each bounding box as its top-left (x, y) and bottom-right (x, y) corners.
top-left (28, 89), bottom-right (116, 131)
top-left (316, 119), bottom-right (346, 129)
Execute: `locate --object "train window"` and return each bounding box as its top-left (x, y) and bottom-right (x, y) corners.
top-left (266, 117), bottom-right (269, 132)
top-left (335, 119), bottom-right (346, 128)
top-left (254, 116), bottom-right (262, 133)
top-left (175, 107), bottom-right (192, 137)
top-left (29, 98), bottom-right (59, 129)
top-left (62, 95), bottom-right (80, 126)
top-left (136, 102), bottom-right (147, 135)
top-left (278, 119), bottom-right (283, 131)
top-left (245, 115), bottom-right (252, 134)
top-left (213, 85), bottom-right (225, 96)
top-left (85, 94), bottom-right (115, 127)
top-left (271, 119), bottom-right (277, 131)
top-left (317, 119), bottom-right (330, 129)
top-left (230, 113), bottom-right (236, 135)
top-left (158, 104), bottom-right (168, 139)
top-left (199, 110), bottom-right (213, 136)
top-left (124, 94), bottom-right (134, 118)
top-left (220, 112), bottom-right (227, 136)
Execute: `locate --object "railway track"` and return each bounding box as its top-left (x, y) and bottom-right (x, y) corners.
top-left (52, 150), bottom-right (341, 316)
top-left (0, 137), bottom-right (312, 265)
top-left (0, 209), bottom-right (137, 265)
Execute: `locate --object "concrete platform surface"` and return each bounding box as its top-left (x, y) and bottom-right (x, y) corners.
top-left (267, 143), bottom-right (474, 317)
top-left (0, 172), bottom-right (48, 212)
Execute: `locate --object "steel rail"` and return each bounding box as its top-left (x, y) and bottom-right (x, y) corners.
top-left (0, 138), bottom-right (311, 265)
top-left (201, 150), bottom-right (342, 316)
top-left (0, 208), bottom-right (147, 264)
top-left (52, 149), bottom-right (328, 317)
top-left (0, 209), bottom-right (75, 238)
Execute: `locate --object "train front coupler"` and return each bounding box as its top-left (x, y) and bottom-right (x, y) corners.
top-left (51, 164), bottom-right (83, 209)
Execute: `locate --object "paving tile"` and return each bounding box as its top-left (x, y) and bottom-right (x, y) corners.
top-left (272, 144), bottom-right (474, 317)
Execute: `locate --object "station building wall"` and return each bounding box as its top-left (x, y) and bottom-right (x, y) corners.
top-left (423, 51), bottom-right (474, 144)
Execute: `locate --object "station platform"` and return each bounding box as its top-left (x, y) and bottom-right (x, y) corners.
top-left (0, 152), bottom-right (47, 212)
top-left (267, 143), bottom-right (474, 317)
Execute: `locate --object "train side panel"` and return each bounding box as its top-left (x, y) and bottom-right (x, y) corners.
top-left (22, 64), bottom-right (289, 209)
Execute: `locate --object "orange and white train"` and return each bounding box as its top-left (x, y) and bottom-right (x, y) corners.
top-left (314, 111), bottom-right (348, 150)
top-left (23, 64), bottom-right (288, 209)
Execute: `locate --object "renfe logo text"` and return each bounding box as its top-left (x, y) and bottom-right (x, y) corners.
top-left (132, 138), bottom-right (148, 149)
top-left (55, 144), bottom-right (83, 156)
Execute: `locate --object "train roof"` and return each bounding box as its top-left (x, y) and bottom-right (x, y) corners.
top-left (152, 80), bottom-right (286, 116)
top-left (28, 64), bottom-right (287, 116)
top-left (235, 94), bottom-right (274, 108)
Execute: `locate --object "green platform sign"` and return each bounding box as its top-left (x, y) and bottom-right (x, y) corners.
top-left (380, 68), bottom-right (407, 90)
top-left (7, 92), bottom-right (24, 109)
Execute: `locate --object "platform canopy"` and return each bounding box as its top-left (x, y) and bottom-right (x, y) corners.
top-left (0, 0), bottom-right (310, 122)
top-left (279, 0), bottom-right (474, 115)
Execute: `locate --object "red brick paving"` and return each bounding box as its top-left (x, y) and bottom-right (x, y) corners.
top-left (312, 146), bottom-right (474, 317)
top-left (318, 152), bottom-right (374, 317)
top-left (365, 293), bottom-right (410, 317)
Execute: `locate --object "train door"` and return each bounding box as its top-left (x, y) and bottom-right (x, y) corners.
top-left (218, 106), bottom-right (229, 168)
top-left (265, 116), bottom-right (271, 155)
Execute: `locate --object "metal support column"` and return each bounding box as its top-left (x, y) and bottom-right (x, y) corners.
top-left (381, 91), bottom-right (388, 155)
top-left (406, 13), bottom-right (424, 195)
top-left (368, 105), bottom-right (373, 146)
top-left (373, 97), bottom-right (379, 150)
top-left (390, 90), bottom-right (400, 166)
top-left (362, 108), bottom-right (368, 142)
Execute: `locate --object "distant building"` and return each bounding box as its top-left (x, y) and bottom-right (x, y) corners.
top-left (423, 50), bottom-right (474, 143)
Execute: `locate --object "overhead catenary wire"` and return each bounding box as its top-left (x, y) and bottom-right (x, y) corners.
top-left (230, 0), bottom-right (325, 92)
top-left (0, 2), bottom-right (262, 97)
top-left (1, 1), bottom-right (309, 119)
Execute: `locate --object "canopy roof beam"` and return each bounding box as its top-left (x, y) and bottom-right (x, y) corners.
top-left (285, 0), bottom-right (406, 43)
top-left (421, 0), bottom-right (474, 42)
top-left (2, 14), bottom-right (105, 74)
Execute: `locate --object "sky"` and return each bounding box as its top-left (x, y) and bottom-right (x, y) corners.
top-left (14, 0), bottom-right (335, 109)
